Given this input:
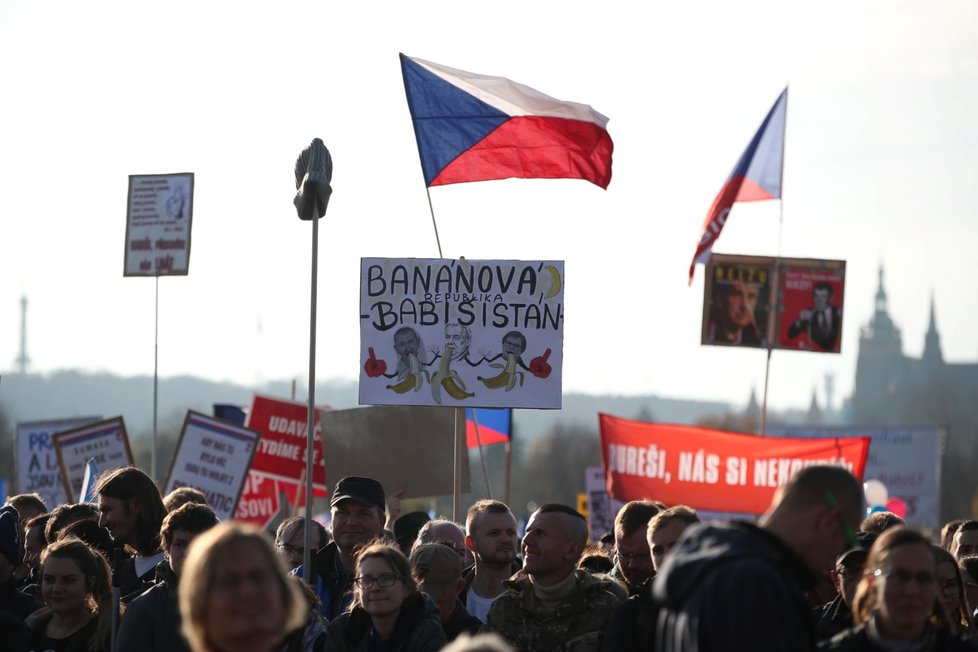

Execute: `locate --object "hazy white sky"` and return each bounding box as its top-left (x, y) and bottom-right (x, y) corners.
top-left (1, 1), bottom-right (976, 413)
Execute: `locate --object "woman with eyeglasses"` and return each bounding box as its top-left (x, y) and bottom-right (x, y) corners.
top-left (961, 557), bottom-right (978, 623)
top-left (819, 526), bottom-right (978, 650)
top-left (323, 542), bottom-right (446, 652)
top-left (178, 522), bottom-right (308, 652)
top-left (934, 545), bottom-right (976, 634)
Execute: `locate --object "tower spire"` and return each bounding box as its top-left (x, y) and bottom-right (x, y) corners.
top-left (15, 294), bottom-right (30, 374)
top-left (923, 290), bottom-right (943, 365)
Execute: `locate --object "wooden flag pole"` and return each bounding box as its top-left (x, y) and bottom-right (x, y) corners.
top-left (470, 410), bottom-right (493, 498)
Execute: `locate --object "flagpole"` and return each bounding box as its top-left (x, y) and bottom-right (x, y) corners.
top-left (470, 411), bottom-right (493, 499)
top-left (152, 275), bottom-right (159, 483)
top-left (425, 187), bottom-right (443, 259)
top-left (760, 86), bottom-right (788, 437)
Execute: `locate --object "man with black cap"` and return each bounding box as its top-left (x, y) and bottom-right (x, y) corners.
top-left (815, 531), bottom-right (876, 640)
top-left (296, 475), bottom-right (386, 619)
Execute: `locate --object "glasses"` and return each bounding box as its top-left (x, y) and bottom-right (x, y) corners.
top-left (824, 491), bottom-right (859, 549)
top-left (354, 573), bottom-right (399, 589)
top-left (277, 544), bottom-right (306, 556)
top-left (873, 568), bottom-right (937, 587)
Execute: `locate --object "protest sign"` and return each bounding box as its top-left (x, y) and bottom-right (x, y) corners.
top-left (164, 411), bottom-right (260, 521)
top-left (233, 395), bottom-right (328, 529)
top-left (776, 260), bottom-right (846, 353)
top-left (321, 406), bottom-right (468, 498)
top-left (16, 416), bottom-right (100, 508)
top-left (701, 255), bottom-right (775, 349)
top-left (53, 417), bottom-right (133, 501)
top-left (768, 425), bottom-right (942, 529)
top-left (599, 414), bottom-right (870, 515)
top-left (124, 173), bottom-right (194, 276)
top-left (701, 254), bottom-right (846, 354)
top-left (359, 258), bottom-right (563, 409)
top-left (584, 466), bottom-right (620, 543)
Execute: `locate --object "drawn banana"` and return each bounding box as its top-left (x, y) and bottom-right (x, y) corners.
top-left (479, 353), bottom-right (518, 390)
top-left (387, 374), bottom-right (417, 394)
top-left (388, 353), bottom-right (425, 394)
top-left (430, 346), bottom-right (474, 403)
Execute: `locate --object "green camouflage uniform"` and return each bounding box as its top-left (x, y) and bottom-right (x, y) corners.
top-left (483, 570), bottom-right (623, 651)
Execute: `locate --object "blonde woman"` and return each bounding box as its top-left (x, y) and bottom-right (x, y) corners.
top-left (25, 537), bottom-right (113, 652)
top-left (178, 522), bottom-right (306, 652)
top-left (819, 526), bottom-right (978, 651)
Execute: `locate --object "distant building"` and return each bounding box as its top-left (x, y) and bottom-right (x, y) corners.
top-left (846, 266), bottom-right (978, 518)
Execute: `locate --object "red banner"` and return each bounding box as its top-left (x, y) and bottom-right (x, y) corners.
top-left (599, 414), bottom-right (869, 515)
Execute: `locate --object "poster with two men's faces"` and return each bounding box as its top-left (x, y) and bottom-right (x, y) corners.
top-left (702, 254), bottom-right (846, 353)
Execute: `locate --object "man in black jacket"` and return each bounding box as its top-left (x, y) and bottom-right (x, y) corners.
top-left (115, 503), bottom-right (219, 651)
top-left (298, 476), bottom-right (386, 619)
top-left (654, 465), bottom-right (864, 652)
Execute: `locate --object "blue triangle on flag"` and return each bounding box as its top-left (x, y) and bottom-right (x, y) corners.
top-left (400, 54), bottom-right (509, 185)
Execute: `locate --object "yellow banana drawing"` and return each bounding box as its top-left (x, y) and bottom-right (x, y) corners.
top-left (479, 353), bottom-right (523, 391)
top-left (431, 346), bottom-right (474, 403)
top-left (388, 353), bottom-right (425, 394)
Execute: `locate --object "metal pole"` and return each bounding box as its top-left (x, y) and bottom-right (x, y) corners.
top-left (470, 410), bottom-right (493, 498)
top-left (302, 198), bottom-right (319, 584)
top-left (152, 275), bottom-right (159, 482)
top-left (453, 408), bottom-right (464, 522)
top-left (504, 441), bottom-right (512, 508)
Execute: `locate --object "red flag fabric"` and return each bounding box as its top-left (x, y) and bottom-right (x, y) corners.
top-left (599, 413), bottom-right (869, 515)
top-left (689, 89), bottom-right (787, 285)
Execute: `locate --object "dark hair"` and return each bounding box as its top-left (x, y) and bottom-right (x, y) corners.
top-left (813, 282), bottom-right (833, 296)
top-left (40, 537), bottom-right (114, 652)
top-left (160, 503), bottom-right (219, 553)
top-left (778, 465), bottom-right (863, 517)
top-left (934, 545), bottom-right (974, 631)
top-left (93, 467), bottom-right (166, 555)
top-left (534, 504), bottom-right (588, 550)
top-left (942, 519), bottom-right (965, 550)
top-left (614, 500), bottom-right (661, 540)
top-left (960, 555), bottom-right (978, 583)
top-left (25, 513), bottom-right (52, 547)
top-left (577, 545), bottom-right (614, 574)
top-left (274, 516), bottom-right (328, 551)
top-left (162, 486), bottom-right (208, 513)
top-left (861, 511), bottom-right (906, 534)
top-left (45, 503), bottom-right (99, 543)
top-left (61, 519), bottom-right (114, 562)
top-left (6, 493), bottom-right (48, 516)
top-left (466, 500), bottom-right (513, 537)
top-left (352, 543), bottom-right (417, 609)
top-left (501, 330), bottom-right (526, 353)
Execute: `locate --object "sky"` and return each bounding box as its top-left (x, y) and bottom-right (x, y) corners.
top-left (1, 0), bottom-right (976, 416)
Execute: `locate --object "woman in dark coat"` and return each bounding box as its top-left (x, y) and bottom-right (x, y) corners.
top-left (820, 527), bottom-right (978, 651)
top-left (324, 542), bottom-right (446, 652)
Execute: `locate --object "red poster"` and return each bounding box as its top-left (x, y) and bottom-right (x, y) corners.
top-left (777, 263), bottom-right (846, 353)
top-left (599, 414), bottom-right (869, 515)
top-left (246, 395), bottom-right (328, 487)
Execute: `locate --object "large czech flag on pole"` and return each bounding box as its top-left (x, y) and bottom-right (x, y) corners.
top-left (400, 54), bottom-right (613, 189)
top-left (689, 88), bottom-right (788, 285)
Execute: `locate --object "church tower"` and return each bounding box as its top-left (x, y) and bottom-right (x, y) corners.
top-left (851, 266), bottom-right (906, 423)
top-left (922, 292), bottom-right (944, 369)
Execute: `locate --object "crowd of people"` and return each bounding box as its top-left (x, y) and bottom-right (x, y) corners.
top-left (2, 464), bottom-right (978, 651)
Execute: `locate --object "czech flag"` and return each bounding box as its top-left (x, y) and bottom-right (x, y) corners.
top-left (465, 408), bottom-right (512, 448)
top-left (689, 88), bottom-right (788, 284)
top-left (400, 54), bottom-right (613, 189)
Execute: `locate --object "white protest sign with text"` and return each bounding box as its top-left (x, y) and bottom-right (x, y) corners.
top-left (124, 173), bottom-right (194, 276)
top-left (359, 258), bottom-right (563, 409)
top-left (164, 412), bottom-right (259, 521)
top-left (53, 417), bottom-right (134, 502)
top-left (16, 416), bottom-right (101, 508)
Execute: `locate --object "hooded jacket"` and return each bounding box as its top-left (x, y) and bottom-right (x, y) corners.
top-left (653, 521), bottom-right (817, 652)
